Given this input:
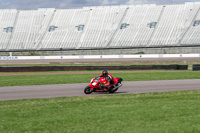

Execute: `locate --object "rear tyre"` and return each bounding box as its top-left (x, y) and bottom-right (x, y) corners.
top-left (109, 78), bottom-right (122, 93)
top-left (84, 86), bottom-right (93, 94)
top-left (118, 78), bottom-right (123, 83)
top-left (109, 85), bottom-right (119, 93)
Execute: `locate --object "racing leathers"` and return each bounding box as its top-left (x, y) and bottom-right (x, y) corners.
top-left (99, 73), bottom-right (114, 89)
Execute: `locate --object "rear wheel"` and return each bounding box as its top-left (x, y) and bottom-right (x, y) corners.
top-left (109, 85), bottom-right (119, 93)
top-left (84, 86), bottom-right (93, 94)
top-left (109, 79), bottom-right (122, 93)
top-left (118, 78), bottom-right (123, 83)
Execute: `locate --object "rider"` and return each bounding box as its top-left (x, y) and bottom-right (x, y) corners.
top-left (99, 70), bottom-right (114, 89)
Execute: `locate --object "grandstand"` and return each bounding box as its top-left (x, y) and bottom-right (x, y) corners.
top-left (1, 2), bottom-right (200, 55)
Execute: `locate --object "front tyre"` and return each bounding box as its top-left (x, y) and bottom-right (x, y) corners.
top-left (84, 86), bottom-right (93, 94)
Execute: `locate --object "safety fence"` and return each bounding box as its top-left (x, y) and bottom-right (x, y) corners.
top-left (0, 65), bottom-right (188, 72)
top-left (0, 54), bottom-right (200, 60)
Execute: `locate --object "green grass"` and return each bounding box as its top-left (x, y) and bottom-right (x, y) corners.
top-left (0, 71), bottom-right (200, 86)
top-left (0, 90), bottom-right (200, 133)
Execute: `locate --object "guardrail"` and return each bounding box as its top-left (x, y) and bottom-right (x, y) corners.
top-left (0, 65), bottom-right (188, 72)
top-left (0, 54), bottom-right (200, 60)
top-left (193, 65), bottom-right (200, 71)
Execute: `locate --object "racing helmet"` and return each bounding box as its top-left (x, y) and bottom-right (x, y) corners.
top-left (102, 70), bottom-right (108, 77)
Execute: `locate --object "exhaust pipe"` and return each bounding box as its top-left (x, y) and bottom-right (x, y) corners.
top-left (113, 83), bottom-right (122, 90)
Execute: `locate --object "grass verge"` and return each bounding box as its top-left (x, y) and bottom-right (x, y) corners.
top-left (0, 71), bottom-right (200, 86)
top-left (0, 90), bottom-right (200, 133)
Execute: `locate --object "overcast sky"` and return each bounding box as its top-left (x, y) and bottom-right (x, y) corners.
top-left (0, 0), bottom-right (200, 9)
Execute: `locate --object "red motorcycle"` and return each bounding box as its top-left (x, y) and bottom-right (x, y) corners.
top-left (84, 76), bottom-right (123, 94)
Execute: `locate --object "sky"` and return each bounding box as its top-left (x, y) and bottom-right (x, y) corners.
top-left (0, 0), bottom-right (200, 9)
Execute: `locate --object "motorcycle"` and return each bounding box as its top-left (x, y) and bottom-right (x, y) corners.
top-left (84, 76), bottom-right (123, 94)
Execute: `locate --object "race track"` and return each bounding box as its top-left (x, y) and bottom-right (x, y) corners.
top-left (1, 57), bottom-right (200, 101)
top-left (0, 79), bottom-right (200, 101)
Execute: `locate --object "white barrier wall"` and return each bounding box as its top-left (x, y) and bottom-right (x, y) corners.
top-left (0, 54), bottom-right (200, 60)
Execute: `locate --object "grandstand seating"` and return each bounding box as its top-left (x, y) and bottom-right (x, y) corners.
top-left (0, 2), bottom-right (200, 51)
top-left (109, 4), bottom-right (163, 47)
top-left (8, 8), bottom-right (55, 50)
top-left (79, 6), bottom-right (126, 48)
top-left (0, 9), bottom-right (17, 50)
top-left (181, 2), bottom-right (200, 45)
top-left (149, 3), bottom-right (200, 46)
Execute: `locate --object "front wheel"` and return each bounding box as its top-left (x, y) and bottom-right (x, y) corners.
top-left (84, 86), bottom-right (93, 94)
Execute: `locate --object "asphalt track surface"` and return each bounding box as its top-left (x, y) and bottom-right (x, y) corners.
top-left (1, 79), bottom-right (200, 101)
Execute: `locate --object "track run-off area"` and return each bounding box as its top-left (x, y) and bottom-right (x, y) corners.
top-left (0, 79), bottom-right (200, 101)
